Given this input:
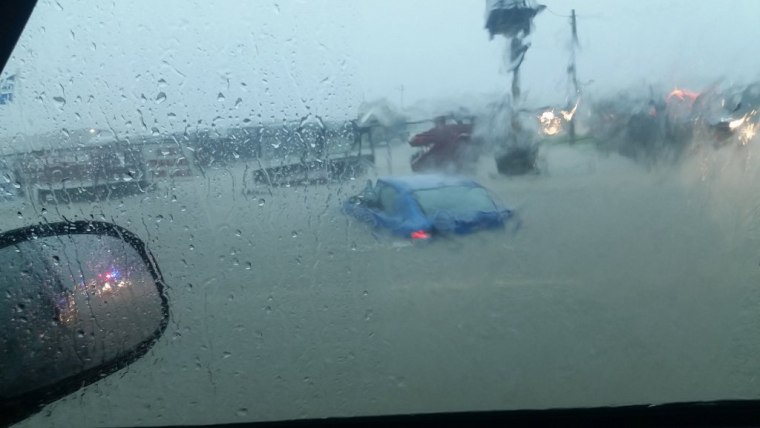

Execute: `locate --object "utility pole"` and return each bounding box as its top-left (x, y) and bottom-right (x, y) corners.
top-left (567, 9), bottom-right (579, 144)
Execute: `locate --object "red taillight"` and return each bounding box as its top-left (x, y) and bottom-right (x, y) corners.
top-left (410, 230), bottom-right (431, 240)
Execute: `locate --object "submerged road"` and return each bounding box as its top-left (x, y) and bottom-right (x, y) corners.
top-left (10, 142), bottom-right (760, 427)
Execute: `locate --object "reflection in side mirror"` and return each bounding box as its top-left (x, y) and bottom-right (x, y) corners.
top-left (0, 221), bottom-right (169, 426)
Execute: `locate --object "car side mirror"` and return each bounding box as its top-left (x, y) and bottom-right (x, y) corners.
top-left (358, 180), bottom-right (380, 208)
top-left (0, 221), bottom-right (169, 426)
top-left (362, 179), bottom-right (374, 194)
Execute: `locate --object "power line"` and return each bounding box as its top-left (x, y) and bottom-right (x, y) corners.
top-left (544, 6), bottom-right (601, 20)
top-left (544, 6), bottom-right (572, 18)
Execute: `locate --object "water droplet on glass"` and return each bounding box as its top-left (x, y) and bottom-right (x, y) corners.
top-left (76, 329), bottom-right (85, 338)
top-left (155, 92), bottom-right (167, 104)
top-left (291, 231), bottom-right (298, 238)
top-left (217, 92), bottom-right (225, 102)
top-left (245, 262), bottom-right (252, 270)
top-left (257, 198), bottom-right (265, 207)
top-left (235, 97), bottom-right (242, 108)
top-left (53, 96), bottom-right (66, 108)
top-left (236, 408), bottom-right (248, 417)
top-left (223, 351), bottom-right (232, 359)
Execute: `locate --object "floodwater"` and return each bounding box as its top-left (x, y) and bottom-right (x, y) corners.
top-left (10, 141), bottom-right (760, 426)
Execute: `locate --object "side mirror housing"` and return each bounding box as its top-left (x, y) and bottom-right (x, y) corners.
top-left (362, 179), bottom-right (374, 194)
top-left (358, 180), bottom-right (381, 208)
top-left (499, 208), bottom-right (514, 220)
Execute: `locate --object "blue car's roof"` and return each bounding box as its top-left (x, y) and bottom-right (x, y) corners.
top-left (377, 174), bottom-right (481, 192)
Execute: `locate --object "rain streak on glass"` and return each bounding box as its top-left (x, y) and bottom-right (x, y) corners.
top-left (2, 1), bottom-right (760, 427)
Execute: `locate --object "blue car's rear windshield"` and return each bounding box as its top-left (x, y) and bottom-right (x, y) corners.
top-left (412, 185), bottom-right (497, 216)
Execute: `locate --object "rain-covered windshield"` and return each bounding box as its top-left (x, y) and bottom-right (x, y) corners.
top-left (414, 186), bottom-right (496, 216)
top-left (3, 0), bottom-right (760, 427)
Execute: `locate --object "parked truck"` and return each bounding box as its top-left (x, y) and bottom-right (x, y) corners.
top-left (15, 142), bottom-right (148, 204)
top-left (10, 129), bottom-right (150, 204)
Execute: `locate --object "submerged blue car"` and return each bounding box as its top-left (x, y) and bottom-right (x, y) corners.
top-left (342, 174), bottom-right (513, 240)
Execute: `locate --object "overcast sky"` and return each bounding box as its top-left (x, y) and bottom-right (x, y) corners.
top-left (1, 0), bottom-right (760, 143)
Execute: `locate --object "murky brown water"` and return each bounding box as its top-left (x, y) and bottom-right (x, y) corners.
top-left (11, 141), bottom-right (760, 426)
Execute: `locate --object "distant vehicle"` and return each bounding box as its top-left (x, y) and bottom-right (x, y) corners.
top-left (249, 119), bottom-right (375, 188)
top-left (342, 174), bottom-right (513, 240)
top-left (589, 83), bottom-right (760, 166)
top-left (701, 83), bottom-right (760, 146)
top-left (409, 116), bottom-right (480, 173)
